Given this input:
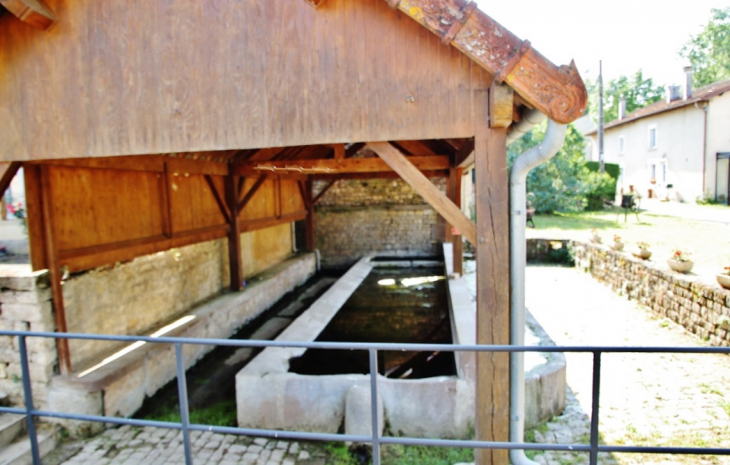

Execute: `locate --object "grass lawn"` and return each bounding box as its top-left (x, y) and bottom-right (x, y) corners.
top-left (526, 209), bottom-right (730, 280)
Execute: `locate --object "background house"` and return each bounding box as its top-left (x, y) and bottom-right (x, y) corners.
top-left (587, 71), bottom-right (730, 204)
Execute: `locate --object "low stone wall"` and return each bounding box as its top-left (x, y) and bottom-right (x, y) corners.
top-left (571, 241), bottom-right (730, 347)
top-left (0, 265), bottom-right (55, 410)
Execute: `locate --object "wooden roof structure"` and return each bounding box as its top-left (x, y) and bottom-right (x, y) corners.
top-left (0, 1), bottom-right (587, 463)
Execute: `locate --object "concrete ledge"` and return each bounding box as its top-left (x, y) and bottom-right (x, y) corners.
top-left (49, 253), bottom-right (316, 427)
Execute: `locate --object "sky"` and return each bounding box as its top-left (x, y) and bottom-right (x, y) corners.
top-left (474, 0), bottom-right (727, 87)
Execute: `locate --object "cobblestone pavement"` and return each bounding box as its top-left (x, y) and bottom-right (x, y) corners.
top-left (47, 426), bottom-right (327, 465)
top-left (526, 266), bottom-right (730, 465)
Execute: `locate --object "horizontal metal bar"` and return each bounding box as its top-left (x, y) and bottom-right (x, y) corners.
top-left (1, 330), bottom-right (729, 355)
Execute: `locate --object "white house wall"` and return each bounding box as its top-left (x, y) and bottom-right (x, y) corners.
top-left (705, 92), bottom-right (730, 201)
top-left (598, 105), bottom-right (706, 203)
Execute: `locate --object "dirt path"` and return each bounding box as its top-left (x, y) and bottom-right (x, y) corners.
top-left (526, 265), bottom-right (730, 465)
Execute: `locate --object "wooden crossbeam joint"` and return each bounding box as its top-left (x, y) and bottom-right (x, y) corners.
top-left (204, 175), bottom-right (231, 223)
top-left (441, 1), bottom-right (477, 45)
top-left (0, 0), bottom-right (56, 30)
top-left (368, 141), bottom-right (476, 245)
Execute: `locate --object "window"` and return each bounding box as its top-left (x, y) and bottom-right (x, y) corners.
top-left (618, 136), bottom-right (625, 155)
top-left (648, 125), bottom-right (657, 150)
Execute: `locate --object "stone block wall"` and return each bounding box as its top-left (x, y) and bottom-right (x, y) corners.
top-left (314, 179), bottom-right (446, 268)
top-left (63, 239), bottom-right (231, 369)
top-left (571, 241), bottom-right (730, 346)
top-left (0, 265), bottom-right (55, 409)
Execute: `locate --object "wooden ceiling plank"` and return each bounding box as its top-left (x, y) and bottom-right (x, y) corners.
top-left (368, 141), bottom-right (476, 245)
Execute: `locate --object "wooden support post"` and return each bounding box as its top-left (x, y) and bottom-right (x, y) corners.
top-left (474, 88), bottom-right (510, 465)
top-left (368, 142), bottom-right (476, 246)
top-left (305, 178), bottom-right (315, 252)
top-left (225, 174), bottom-right (243, 291)
top-left (451, 167), bottom-right (464, 276)
top-left (39, 165), bottom-right (72, 375)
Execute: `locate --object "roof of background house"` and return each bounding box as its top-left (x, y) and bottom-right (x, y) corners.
top-left (587, 78), bottom-right (730, 135)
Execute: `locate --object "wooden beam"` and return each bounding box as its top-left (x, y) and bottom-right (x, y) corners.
top-left (305, 179), bottom-right (315, 252)
top-left (313, 180), bottom-right (337, 205)
top-left (474, 89), bottom-right (510, 465)
top-left (237, 175), bottom-right (268, 214)
top-left (311, 170), bottom-right (449, 181)
top-left (367, 142), bottom-right (476, 245)
top-left (453, 168), bottom-right (464, 276)
top-left (0, 162), bottom-right (21, 197)
top-left (39, 165), bottom-right (72, 375)
top-left (225, 174), bottom-right (243, 292)
top-left (27, 155), bottom-right (165, 173)
top-left (0, 0), bottom-right (56, 30)
top-left (455, 139), bottom-right (475, 169)
top-left (333, 144), bottom-right (345, 163)
top-left (236, 155), bottom-right (450, 175)
top-left (204, 175), bottom-right (231, 224)
top-left (490, 83), bottom-right (514, 129)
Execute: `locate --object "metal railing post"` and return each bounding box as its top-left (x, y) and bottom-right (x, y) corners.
top-left (589, 351), bottom-right (602, 465)
top-left (18, 336), bottom-right (41, 464)
top-left (175, 343), bottom-right (194, 465)
top-left (369, 348), bottom-right (381, 465)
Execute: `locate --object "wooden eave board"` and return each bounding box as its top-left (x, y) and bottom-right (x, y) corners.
top-left (0, 0), bottom-right (492, 162)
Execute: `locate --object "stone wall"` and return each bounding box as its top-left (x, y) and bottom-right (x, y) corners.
top-left (64, 224), bottom-right (293, 369)
top-left (314, 179), bottom-right (446, 268)
top-left (571, 241), bottom-right (730, 346)
top-left (0, 264), bottom-right (55, 410)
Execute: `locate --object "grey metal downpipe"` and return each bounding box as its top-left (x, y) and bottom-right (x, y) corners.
top-left (509, 114), bottom-right (567, 465)
top-left (506, 109), bottom-right (548, 145)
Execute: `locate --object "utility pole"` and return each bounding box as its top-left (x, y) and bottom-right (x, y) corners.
top-left (598, 60), bottom-right (605, 174)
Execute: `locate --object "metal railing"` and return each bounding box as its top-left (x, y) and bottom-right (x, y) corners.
top-left (1, 330), bottom-right (730, 464)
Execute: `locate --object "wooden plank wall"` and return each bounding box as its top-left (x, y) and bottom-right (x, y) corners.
top-left (24, 157), bottom-right (306, 273)
top-left (0, 0), bottom-right (490, 162)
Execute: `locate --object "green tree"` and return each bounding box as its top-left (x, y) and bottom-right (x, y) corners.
top-left (680, 7), bottom-right (730, 87)
top-left (508, 123), bottom-right (614, 214)
top-left (586, 70), bottom-right (664, 124)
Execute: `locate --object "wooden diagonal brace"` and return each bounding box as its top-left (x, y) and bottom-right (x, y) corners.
top-left (0, 162), bottom-right (21, 197)
top-left (237, 175), bottom-right (268, 214)
top-left (204, 175), bottom-right (230, 223)
top-left (368, 142), bottom-right (476, 245)
top-left (313, 180), bottom-right (337, 205)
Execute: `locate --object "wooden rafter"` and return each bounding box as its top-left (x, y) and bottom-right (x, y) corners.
top-left (367, 142), bottom-right (476, 245)
top-left (0, 0), bottom-right (55, 30)
top-left (454, 139), bottom-right (475, 168)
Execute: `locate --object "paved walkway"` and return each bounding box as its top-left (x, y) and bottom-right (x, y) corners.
top-left (526, 266), bottom-right (730, 465)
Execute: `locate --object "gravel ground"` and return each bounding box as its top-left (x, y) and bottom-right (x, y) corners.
top-left (525, 265), bottom-right (730, 465)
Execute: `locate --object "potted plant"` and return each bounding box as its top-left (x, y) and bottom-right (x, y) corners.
top-left (611, 235), bottom-right (624, 251)
top-left (590, 228), bottom-right (602, 244)
top-left (633, 242), bottom-right (651, 260)
top-left (667, 249), bottom-right (693, 273)
top-left (717, 266), bottom-right (730, 290)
